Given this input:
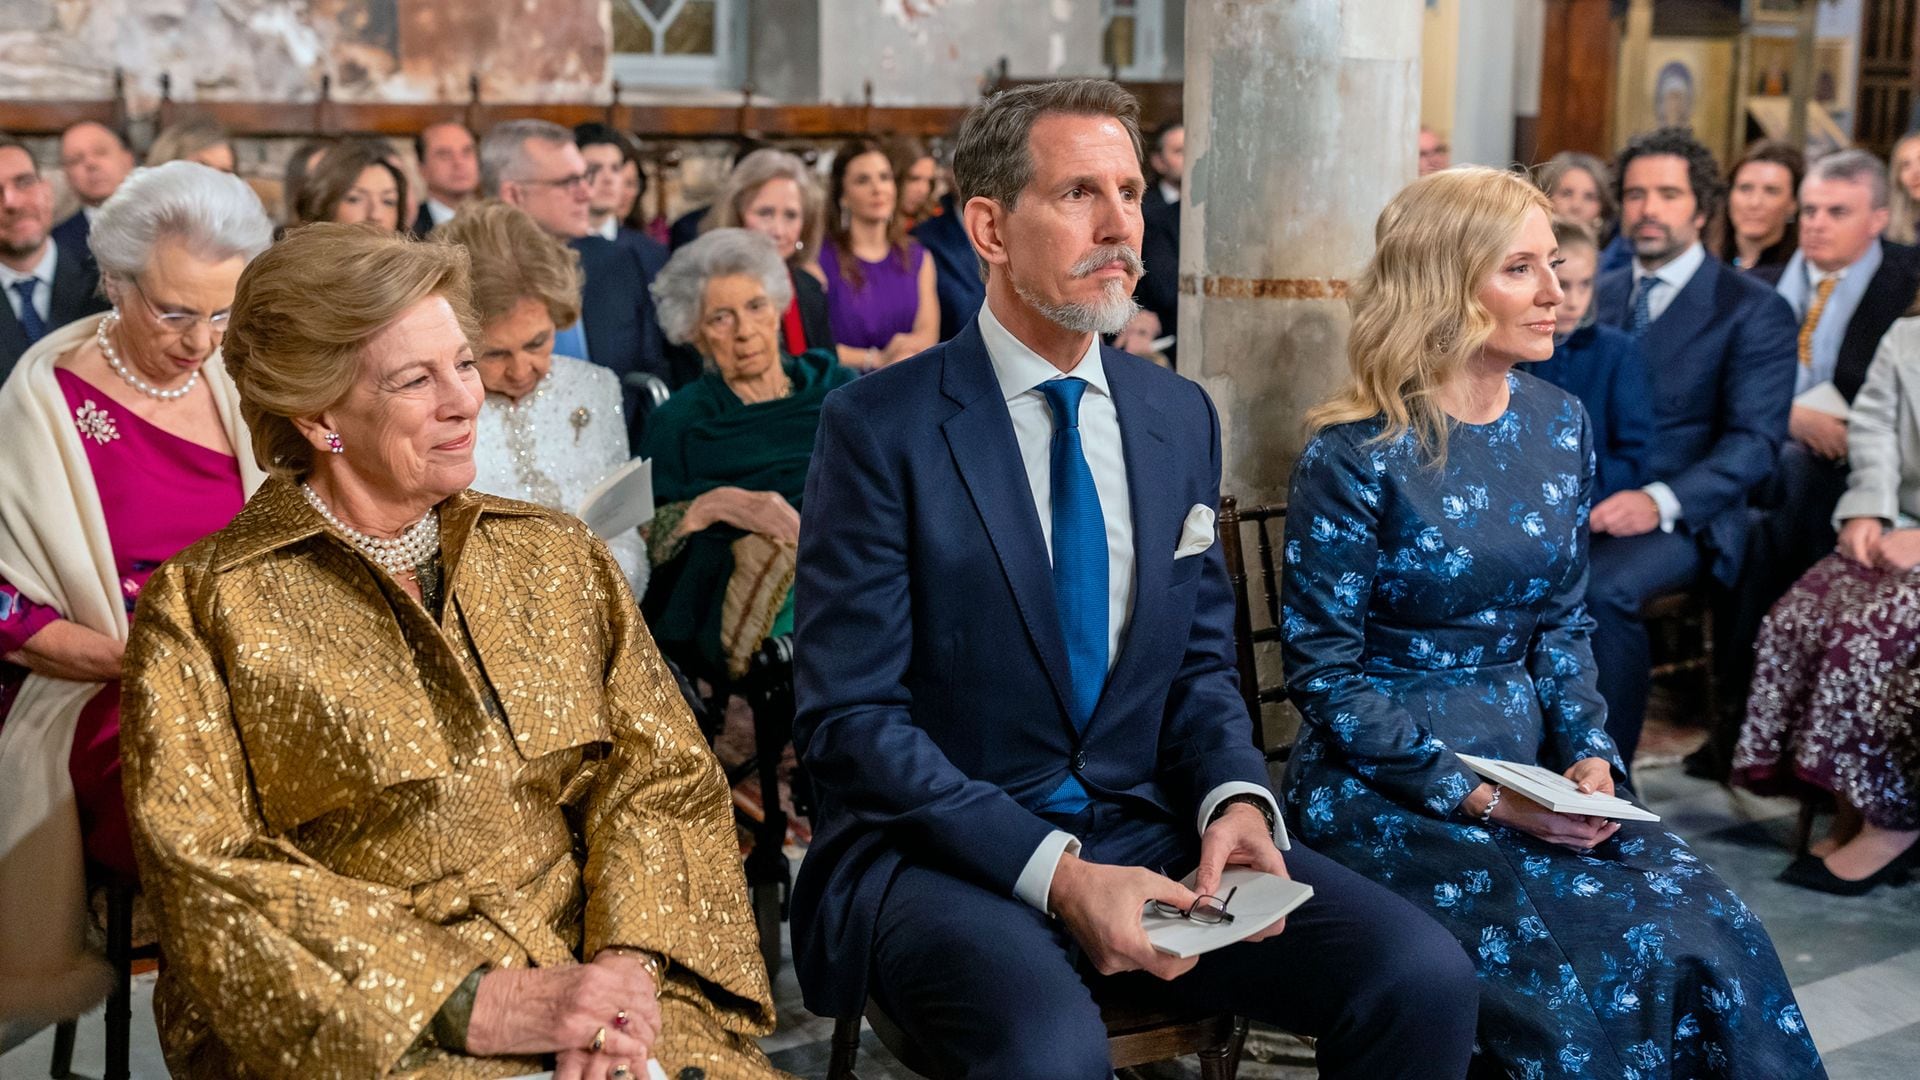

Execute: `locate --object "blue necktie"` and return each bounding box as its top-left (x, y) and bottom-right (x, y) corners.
top-left (12, 280), bottom-right (45, 344)
top-left (552, 320), bottom-right (589, 362)
top-left (1036, 377), bottom-right (1106, 815)
top-left (1629, 274), bottom-right (1659, 340)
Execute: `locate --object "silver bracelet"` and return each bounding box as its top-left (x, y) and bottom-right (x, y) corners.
top-left (1478, 783), bottom-right (1502, 825)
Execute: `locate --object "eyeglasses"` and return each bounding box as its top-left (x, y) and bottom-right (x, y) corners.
top-left (1148, 886), bottom-right (1238, 926)
top-left (131, 279), bottom-right (230, 335)
top-left (518, 172), bottom-right (592, 193)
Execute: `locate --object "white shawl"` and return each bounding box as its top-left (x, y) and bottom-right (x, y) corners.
top-left (0, 312), bottom-right (265, 1020)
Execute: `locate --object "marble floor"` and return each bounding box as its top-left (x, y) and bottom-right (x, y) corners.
top-left (6, 762), bottom-right (1918, 1079)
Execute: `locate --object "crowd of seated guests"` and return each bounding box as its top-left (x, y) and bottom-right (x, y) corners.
top-left (10, 78), bottom-right (1920, 1075)
top-left (1528, 127), bottom-right (1920, 898)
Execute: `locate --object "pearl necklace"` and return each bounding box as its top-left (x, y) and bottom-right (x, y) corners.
top-left (300, 482), bottom-right (441, 578)
top-left (97, 316), bottom-right (200, 402)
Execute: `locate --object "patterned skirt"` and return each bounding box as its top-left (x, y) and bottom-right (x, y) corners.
top-left (1735, 553), bottom-right (1920, 830)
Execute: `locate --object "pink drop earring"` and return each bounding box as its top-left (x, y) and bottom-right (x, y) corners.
top-left (325, 432), bottom-right (344, 454)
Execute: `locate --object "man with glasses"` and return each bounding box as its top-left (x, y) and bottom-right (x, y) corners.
top-left (0, 135), bottom-right (107, 379)
top-left (483, 119), bottom-right (670, 448)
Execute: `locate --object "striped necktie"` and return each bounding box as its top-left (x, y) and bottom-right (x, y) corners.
top-left (11, 279), bottom-right (45, 344)
top-left (1629, 274), bottom-right (1660, 340)
top-left (1798, 276), bottom-right (1840, 367)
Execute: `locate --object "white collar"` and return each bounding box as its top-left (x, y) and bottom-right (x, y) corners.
top-left (1159, 181), bottom-right (1181, 207)
top-left (1632, 240), bottom-right (1707, 291)
top-left (978, 296), bottom-right (1110, 404)
top-left (0, 239), bottom-right (58, 288)
top-left (426, 197), bottom-right (459, 226)
top-left (594, 216), bottom-right (618, 242)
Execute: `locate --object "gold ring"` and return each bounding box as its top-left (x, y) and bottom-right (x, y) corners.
top-left (590, 1026), bottom-right (607, 1053)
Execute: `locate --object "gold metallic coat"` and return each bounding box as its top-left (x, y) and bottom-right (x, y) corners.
top-left (122, 479), bottom-right (781, 1078)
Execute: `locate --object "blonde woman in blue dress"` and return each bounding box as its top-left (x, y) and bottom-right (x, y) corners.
top-left (1282, 167), bottom-right (1824, 1079)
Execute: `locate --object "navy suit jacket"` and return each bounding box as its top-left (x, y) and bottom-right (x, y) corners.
top-left (1136, 185), bottom-right (1180, 362)
top-left (0, 238), bottom-right (108, 380)
top-left (790, 318), bottom-right (1270, 1016)
top-left (569, 234), bottom-right (670, 445)
top-left (50, 211), bottom-right (91, 274)
top-left (910, 195), bottom-right (985, 342)
top-left (1534, 322), bottom-right (1654, 501)
top-left (1594, 254), bottom-right (1798, 582)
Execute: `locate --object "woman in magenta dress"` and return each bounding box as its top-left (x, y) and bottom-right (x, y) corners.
top-left (819, 136), bottom-right (939, 370)
top-left (0, 161), bottom-right (271, 1022)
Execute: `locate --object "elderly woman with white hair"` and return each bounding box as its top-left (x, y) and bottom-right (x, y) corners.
top-left (0, 160), bottom-right (272, 1021)
top-left (641, 228), bottom-right (853, 680)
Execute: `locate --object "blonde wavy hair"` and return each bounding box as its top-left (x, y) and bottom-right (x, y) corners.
top-left (432, 200), bottom-right (584, 330)
top-left (1306, 166), bottom-right (1551, 464)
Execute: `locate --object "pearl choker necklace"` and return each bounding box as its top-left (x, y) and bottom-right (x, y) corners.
top-left (300, 482), bottom-right (440, 578)
top-left (97, 315), bottom-right (200, 401)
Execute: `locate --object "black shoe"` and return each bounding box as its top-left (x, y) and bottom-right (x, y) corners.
top-left (1778, 852), bottom-right (1914, 896)
top-left (1681, 745), bottom-right (1727, 782)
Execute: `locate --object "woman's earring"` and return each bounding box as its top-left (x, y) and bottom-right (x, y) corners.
top-left (325, 432), bottom-right (344, 454)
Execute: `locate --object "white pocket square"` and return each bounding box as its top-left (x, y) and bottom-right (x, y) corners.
top-left (1174, 503), bottom-right (1216, 559)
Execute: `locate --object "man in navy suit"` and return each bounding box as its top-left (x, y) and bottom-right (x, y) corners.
top-left (1135, 118), bottom-right (1182, 367)
top-left (1589, 128), bottom-right (1798, 772)
top-left (792, 79), bottom-right (1476, 1079)
top-left (410, 121), bottom-right (478, 238)
top-left (51, 120), bottom-right (135, 275)
top-left (485, 119), bottom-right (670, 445)
top-left (0, 137), bottom-right (108, 379)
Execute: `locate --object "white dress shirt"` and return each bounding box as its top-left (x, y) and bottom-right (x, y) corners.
top-left (977, 300), bottom-right (1283, 913)
top-left (425, 197), bottom-right (459, 229)
top-left (1158, 181), bottom-right (1181, 207)
top-left (0, 240), bottom-right (57, 328)
top-left (1631, 241), bottom-right (1709, 532)
top-left (594, 216), bottom-right (620, 242)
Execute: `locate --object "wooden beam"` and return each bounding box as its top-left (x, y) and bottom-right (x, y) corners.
top-left (0, 99), bottom-right (971, 141)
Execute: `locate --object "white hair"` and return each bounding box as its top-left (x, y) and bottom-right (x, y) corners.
top-left (88, 161), bottom-right (273, 283)
top-left (650, 228), bottom-right (795, 346)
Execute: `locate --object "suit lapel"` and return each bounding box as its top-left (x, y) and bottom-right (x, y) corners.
top-left (940, 322), bottom-right (1076, 720)
top-left (1642, 256), bottom-right (1720, 371)
top-left (1089, 350), bottom-right (1174, 730)
top-left (48, 244), bottom-right (94, 327)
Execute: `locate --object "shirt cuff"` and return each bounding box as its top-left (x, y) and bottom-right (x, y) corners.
top-left (1643, 482), bottom-right (1681, 534)
top-left (1012, 829), bottom-right (1082, 913)
top-left (1197, 781), bottom-right (1290, 851)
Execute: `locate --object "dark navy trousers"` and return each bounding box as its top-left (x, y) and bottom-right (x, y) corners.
top-left (866, 802), bottom-right (1478, 1079)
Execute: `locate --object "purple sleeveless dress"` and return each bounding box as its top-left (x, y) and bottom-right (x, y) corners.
top-left (819, 238), bottom-right (926, 350)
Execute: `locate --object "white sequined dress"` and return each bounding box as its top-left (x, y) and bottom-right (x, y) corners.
top-left (471, 355), bottom-right (648, 598)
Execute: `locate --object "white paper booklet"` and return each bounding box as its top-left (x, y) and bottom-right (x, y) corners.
top-left (1456, 753), bottom-right (1661, 822)
top-left (1143, 868), bottom-right (1315, 959)
top-left (1795, 381), bottom-right (1851, 420)
top-left (579, 457), bottom-right (654, 540)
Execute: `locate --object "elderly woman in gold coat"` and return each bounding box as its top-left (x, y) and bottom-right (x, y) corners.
top-left (121, 224), bottom-right (780, 1080)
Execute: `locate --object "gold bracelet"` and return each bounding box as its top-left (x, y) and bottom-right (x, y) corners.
top-left (601, 947), bottom-right (666, 991)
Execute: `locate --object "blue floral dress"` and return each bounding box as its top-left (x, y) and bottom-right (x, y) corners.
top-left (1280, 372), bottom-right (1825, 1080)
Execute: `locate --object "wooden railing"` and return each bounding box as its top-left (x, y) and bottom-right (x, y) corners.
top-left (0, 73), bottom-right (974, 141)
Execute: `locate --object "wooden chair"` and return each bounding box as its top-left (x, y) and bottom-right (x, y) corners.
top-left (1218, 497), bottom-right (1292, 762)
top-left (50, 876), bottom-right (153, 1080)
top-left (1640, 588), bottom-right (1719, 726)
top-left (826, 986), bottom-right (1248, 1080)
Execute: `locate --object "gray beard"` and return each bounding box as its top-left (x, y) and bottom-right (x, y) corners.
top-left (1015, 277), bottom-right (1140, 336)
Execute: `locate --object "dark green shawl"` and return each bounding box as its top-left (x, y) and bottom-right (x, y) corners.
top-left (641, 349), bottom-right (854, 674)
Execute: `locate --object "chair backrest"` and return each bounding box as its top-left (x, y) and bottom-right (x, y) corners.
top-left (1218, 496), bottom-right (1291, 759)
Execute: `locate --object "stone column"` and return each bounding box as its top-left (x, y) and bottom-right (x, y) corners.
top-left (1180, 0), bottom-right (1424, 504)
